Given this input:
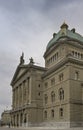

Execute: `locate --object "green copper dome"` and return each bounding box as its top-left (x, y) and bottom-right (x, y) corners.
top-left (46, 23), bottom-right (83, 50)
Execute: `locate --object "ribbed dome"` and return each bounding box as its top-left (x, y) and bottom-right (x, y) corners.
top-left (46, 23), bottom-right (83, 51)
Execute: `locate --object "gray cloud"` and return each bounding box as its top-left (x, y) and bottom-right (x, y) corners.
top-left (0, 0), bottom-right (83, 117)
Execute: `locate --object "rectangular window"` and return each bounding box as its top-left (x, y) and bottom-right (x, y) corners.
top-left (45, 82), bottom-right (48, 88)
top-left (59, 108), bottom-right (63, 118)
top-left (75, 71), bottom-right (79, 80)
top-left (45, 94), bottom-right (48, 104)
top-left (59, 73), bottom-right (64, 81)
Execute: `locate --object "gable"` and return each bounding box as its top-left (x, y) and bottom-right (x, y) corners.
top-left (11, 65), bottom-right (27, 86)
top-left (16, 68), bottom-right (26, 79)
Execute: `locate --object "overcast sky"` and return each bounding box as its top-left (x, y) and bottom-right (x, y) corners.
top-left (0, 0), bottom-right (83, 118)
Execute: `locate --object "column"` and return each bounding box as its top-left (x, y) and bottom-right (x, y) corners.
top-left (15, 89), bottom-right (16, 108)
top-left (28, 77), bottom-right (31, 103)
top-left (19, 85), bottom-right (21, 106)
top-left (25, 80), bottom-right (27, 104)
top-left (23, 80), bottom-right (26, 105)
top-left (18, 114), bottom-right (20, 127)
top-left (26, 113), bottom-right (28, 127)
top-left (20, 113), bottom-right (23, 127)
top-left (15, 115), bottom-right (17, 126)
top-left (16, 87), bottom-right (18, 107)
top-left (16, 88), bottom-right (17, 108)
top-left (26, 78), bottom-right (29, 104)
top-left (12, 89), bottom-right (15, 109)
top-left (18, 86), bottom-right (20, 107)
top-left (19, 84), bottom-right (22, 106)
top-left (22, 83), bottom-right (24, 106)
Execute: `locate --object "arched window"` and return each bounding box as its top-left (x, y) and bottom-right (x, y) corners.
top-left (59, 88), bottom-right (64, 100)
top-left (51, 109), bottom-right (54, 118)
top-left (45, 94), bottom-right (48, 104)
top-left (51, 91), bottom-right (55, 102)
top-left (59, 108), bottom-right (63, 117)
top-left (75, 52), bottom-right (77, 57)
top-left (72, 51), bottom-right (74, 56)
top-left (44, 111), bottom-right (47, 119)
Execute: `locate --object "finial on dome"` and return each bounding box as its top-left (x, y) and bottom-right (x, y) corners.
top-left (60, 22), bottom-right (68, 29)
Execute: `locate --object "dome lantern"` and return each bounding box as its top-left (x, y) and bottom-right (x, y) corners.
top-left (60, 22), bottom-right (68, 30)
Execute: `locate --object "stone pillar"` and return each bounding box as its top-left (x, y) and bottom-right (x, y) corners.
top-left (18, 86), bottom-right (20, 107)
top-left (16, 88), bottom-right (17, 107)
top-left (15, 115), bottom-right (17, 126)
top-left (16, 87), bottom-right (18, 107)
top-left (19, 84), bottom-right (22, 106)
top-left (23, 80), bottom-right (26, 105)
top-left (19, 85), bottom-right (21, 106)
top-left (25, 80), bottom-right (27, 104)
top-left (18, 113), bottom-right (21, 127)
top-left (20, 113), bottom-right (23, 127)
top-left (26, 113), bottom-right (28, 127)
top-left (22, 83), bottom-right (24, 106)
top-left (28, 77), bottom-right (31, 103)
top-left (16, 114), bottom-right (19, 127)
top-left (13, 89), bottom-right (15, 109)
top-left (15, 89), bottom-right (16, 108)
top-left (26, 78), bottom-right (29, 104)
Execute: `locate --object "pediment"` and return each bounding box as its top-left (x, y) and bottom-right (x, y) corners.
top-left (16, 68), bottom-right (26, 79)
top-left (11, 65), bottom-right (27, 85)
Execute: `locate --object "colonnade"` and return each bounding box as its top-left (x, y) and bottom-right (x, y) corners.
top-left (13, 77), bottom-right (30, 109)
top-left (11, 111), bottom-right (29, 127)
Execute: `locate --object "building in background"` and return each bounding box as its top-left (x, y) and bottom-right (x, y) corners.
top-left (1, 110), bottom-right (11, 126)
top-left (11, 23), bottom-right (83, 128)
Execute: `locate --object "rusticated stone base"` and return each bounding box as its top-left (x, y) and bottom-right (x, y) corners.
top-left (70, 122), bottom-right (83, 127)
top-left (27, 121), bottom-right (83, 128)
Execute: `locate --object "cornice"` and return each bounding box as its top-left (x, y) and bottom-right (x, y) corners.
top-left (44, 38), bottom-right (83, 58)
top-left (11, 64), bottom-right (46, 86)
top-left (42, 56), bottom-right (83, 78)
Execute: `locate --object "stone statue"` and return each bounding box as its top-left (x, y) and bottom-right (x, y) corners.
top-left (29, 57), bottom-right (34, 64)
top-left (20, 52), bottom-right (24, 65)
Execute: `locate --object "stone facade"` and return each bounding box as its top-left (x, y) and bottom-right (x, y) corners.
top-left (1, 110), bottom-right (11, 126)
top-left (11, 23), bottom-right (83, 128)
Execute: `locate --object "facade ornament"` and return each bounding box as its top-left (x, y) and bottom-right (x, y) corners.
top-left (29, 57), bottom-right (34, 64)
top-left (20, 52), bottom-right (25, 65)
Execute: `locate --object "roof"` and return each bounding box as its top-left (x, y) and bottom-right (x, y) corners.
top-left (46, 23), bottom-right (83, 50)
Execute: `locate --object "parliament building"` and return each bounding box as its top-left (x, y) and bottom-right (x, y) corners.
top-left (11, 23), bottom-right (83, 128)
